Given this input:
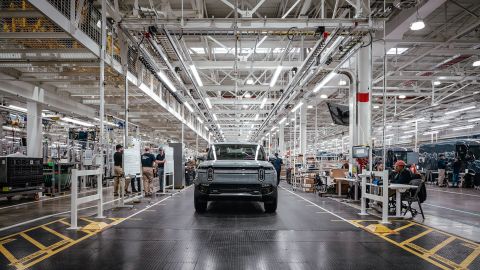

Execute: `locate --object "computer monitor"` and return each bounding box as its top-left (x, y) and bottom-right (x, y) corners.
top-left (352, 146), bottom-right (369, 158)
top-left (327, 102), bottom-right (349, 126)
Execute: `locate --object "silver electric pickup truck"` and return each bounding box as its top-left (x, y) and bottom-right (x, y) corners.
top-left (194, 143), bottom-right (278, 213)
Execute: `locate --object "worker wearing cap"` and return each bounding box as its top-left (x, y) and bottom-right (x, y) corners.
top-left (155, 147), bottom-right (166, 193)
top-left (113, 144), bottom-right (124, 197)
top-left (391, 160), bottom-right (412, 185)
top-left (141, 147), bottom-right (156, 196)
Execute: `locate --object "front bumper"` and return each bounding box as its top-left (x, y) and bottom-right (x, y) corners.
top-left (195, 183), bottom-right (276, 201)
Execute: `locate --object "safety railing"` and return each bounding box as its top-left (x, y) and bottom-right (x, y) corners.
top-left (69, 168), bottom-right (103, 230)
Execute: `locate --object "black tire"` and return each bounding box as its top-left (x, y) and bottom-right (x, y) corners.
top-left (194, 186), bottom-right (207, 213)
top-left (194, 198), bottom-right (207, 213)
top-left (264, 189), bottom-right (278, 213)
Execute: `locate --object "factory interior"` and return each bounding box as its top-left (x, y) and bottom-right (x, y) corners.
top-left (0, 0), bottom-right (479, 269)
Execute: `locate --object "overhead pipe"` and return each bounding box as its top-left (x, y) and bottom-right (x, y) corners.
top-left (254, 28), bottom-right (343, 138)
top-left (161, 28), bottom-right (220, 138)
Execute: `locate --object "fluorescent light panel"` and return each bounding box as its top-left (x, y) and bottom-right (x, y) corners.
top-left (189, 65), bottom-right (203, 87)
top-left (279, 117), bottom-right (287, 124)
top-left (212, 114), bottom-right (218, 121)
top-left (453, 125), bottom-right (475, 131)
top-left (291, 102), bottom-right (304, 113)
top-left (260, 97), bottom-right (267, 109)
top-left (184, 102), bottom-right (194, 112)
top-left (313, 72), bottom-right (337, 93)
top-left (269, 66), bottom-right (283, 87)
top-left (157, 71), bottom-right (177, 92)
top-left (445, 106), bottom-right (476, 115)
top-left (62, 117), bottom-right (94, 127)
top-left (8, 105), bottom-right (27, 112)
top-left (467, 117), bottom-right (480, 122)
top-left (205, 98), bottom-right (213, 109)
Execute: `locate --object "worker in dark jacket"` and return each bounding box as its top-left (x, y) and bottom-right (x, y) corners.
top-left (391, 160), bottom-right (412, 184)
top-left (452, 158), bottom-right (461, 188)
top-left (272, 153), bottom-right (283, 185)
top-left (141, 147), bottom-right (156, 196)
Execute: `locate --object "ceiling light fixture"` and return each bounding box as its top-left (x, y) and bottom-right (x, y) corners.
top-left (254, 114), bottom-right (259, 121)
top-left (260, 97), bottom-right (267, 109)
top-left (62, 117), bottom-right (94, 127)
top-left (244, 92), bottom-right (252, 98)
top-left (373, 105), bottom-right (379, 109)
top-left (453, 125), bottom-right (475, 131)
top-left (269, 65), bottom-right (283, 87)
top-left (423, 131), bottom-right (439, 135)
top-left (212, 114), bottom-right (218, 121)
top-left (433, 81), bottom-right (441, 86)
top-left (7, 105), bottom-right (27, 112)
top-left (445, 106), bottom-right (476, 115)
top-left (398, 95), bottom-right (406, 99)
top-left (410, 19), bottom-right (425, 31)
top-left (313, 72), bottom-right (337, 93)
top-left (205, 98), bottom-right (213, 109)
top-left (291, 102), bottom-right (304, 113)
top-left (279, 117), bottom-right (287, 124)
top-left (157, 71), bottom-right (177, 92)
top-left (472, 60), bottom-right (480, 67)
top-left (338, 80), bottom-right (347, 86)
top-left (431, 124), bottom-right (449, 129)
top-left (307, 105), bottom-right (313, 109)
top-left (246, 79), bottom-right (254, 85)
top-left (405, 117), bottom-right (425, 123)
top-left (320, 94), bottom-right (328, 99)
top-left (184, 102), bottom-right (194, 112)
top-left (189, 64), bottom-right (203, 87)
top-left (467, 117), bottom-right (480, 122)
top-left (197, 117), bottom-right (204, 124)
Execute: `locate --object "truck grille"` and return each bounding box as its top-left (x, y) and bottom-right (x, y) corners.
top-left (209, 183), bottom-right (261, 193)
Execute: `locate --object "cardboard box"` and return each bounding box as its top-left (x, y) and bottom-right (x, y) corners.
top-left (303, 179), bottom-right (315, 184)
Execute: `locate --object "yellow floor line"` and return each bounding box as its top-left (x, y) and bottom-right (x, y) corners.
top-left (40, 226), bottom-right (74, 242)
top-left (0, 219), bottom-right (64, 242)
top-left (460, 247), bottom-right (480, 268)
top-left (19, 233), bottom-right (47, 250)
top-left (383, 222), bottom-right (416, 236)
top-left (427, 236), bottom-right (456, 255)
top-left (0, 244), bottom-right (17, 265)
top-left (57, 219), bottom-right (71, 226)
top-left (400, 229), bottom-right (434, 245)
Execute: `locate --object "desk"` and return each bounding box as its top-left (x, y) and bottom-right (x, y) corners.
top-left (336, 177), bottom-right (361, 200)
top-left (389, 184), bottom-right (418, 217)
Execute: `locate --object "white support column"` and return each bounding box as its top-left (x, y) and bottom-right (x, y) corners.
top-left (99, 0), bottom-right (107, 155)
top-left (300, 105), bottom-right (307, 163)
top-left (356, 44), bottom-right (372, 148)
top-left (279, 123), bottom-right (285, 156)
top-left (348, 73), bottom-right (357, 172)
top-left (27, 101), bottom-right (42, 157)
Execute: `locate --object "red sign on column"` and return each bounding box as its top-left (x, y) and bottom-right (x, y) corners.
top-left (357, 93), bottom-right (369, 102)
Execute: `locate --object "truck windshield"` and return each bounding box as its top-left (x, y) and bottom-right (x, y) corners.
top-left (208, 144), bottom-right (264, 160)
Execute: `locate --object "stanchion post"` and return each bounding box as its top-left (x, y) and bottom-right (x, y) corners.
top-left (70, 169), bottom-right (79, 229)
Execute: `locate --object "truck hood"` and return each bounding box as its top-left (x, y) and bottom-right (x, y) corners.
top-left (199, 160), bottom-right (274, 169)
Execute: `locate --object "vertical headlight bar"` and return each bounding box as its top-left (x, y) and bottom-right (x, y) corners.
top-left (207, 167), bottom-right (214, 181)
top-left (258, 167), bottom-right (265, 182)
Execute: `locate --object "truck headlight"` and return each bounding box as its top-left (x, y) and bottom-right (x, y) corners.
top-left (258, 168), bottom-right (265, 182)
top-left (207, 167), bottom-right (214, 181)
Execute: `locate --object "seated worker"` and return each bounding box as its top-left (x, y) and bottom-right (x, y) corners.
top-left (391, 160), bottom-right (412, 184)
